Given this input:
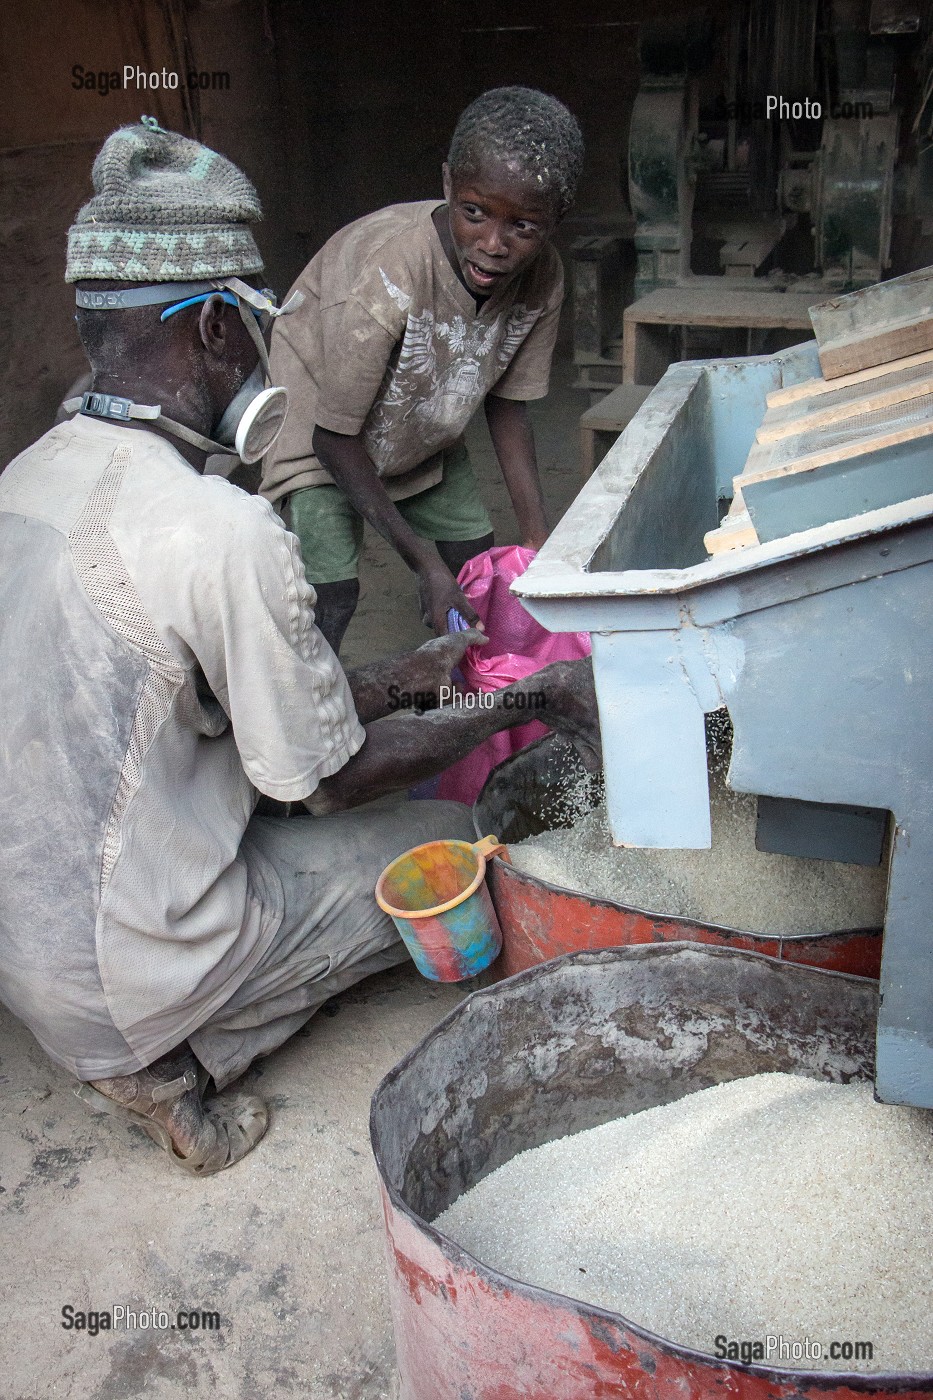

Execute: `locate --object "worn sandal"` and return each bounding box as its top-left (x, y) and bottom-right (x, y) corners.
top-left (176, 1093), bottom-right (269, 1175)
top-left (75, 1074), bottom-right (268, 1176)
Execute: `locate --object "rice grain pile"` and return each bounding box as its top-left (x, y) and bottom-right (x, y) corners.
top-left (435, 1074), bottom-right (933, 1373)
top-left (509, 756), bottom-right (887, 935)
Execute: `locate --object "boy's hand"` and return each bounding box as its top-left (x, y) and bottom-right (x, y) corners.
top-left (522, 529), bottom-right (549, 552)
top-left (417, 561), bottom-right (484, 636)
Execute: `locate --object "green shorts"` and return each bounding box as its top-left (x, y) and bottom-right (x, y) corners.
top-left (284, 441), bottom-right (493, 585)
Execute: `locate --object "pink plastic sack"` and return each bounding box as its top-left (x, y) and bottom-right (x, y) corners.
top-left (435, 546), bottom-right (591, 806)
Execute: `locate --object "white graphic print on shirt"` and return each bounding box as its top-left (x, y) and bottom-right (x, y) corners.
top-left (365, 268), bottom-right (542, 468)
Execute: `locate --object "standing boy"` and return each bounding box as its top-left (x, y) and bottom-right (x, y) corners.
top-left (261, 86), bottom-right (585, 652)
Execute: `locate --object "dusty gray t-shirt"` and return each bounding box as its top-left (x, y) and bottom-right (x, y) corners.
top-left (0, 416), bottom-right (364, 1079)
top-left (261, 199), bottom-right (564, 504)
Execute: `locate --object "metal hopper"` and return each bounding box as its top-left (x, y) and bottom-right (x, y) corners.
top-left (513, 341), bottom-right (933, 1108)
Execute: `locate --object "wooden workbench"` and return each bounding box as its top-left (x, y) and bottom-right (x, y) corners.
top-left (622, 283), bottom-right (821, 384)
top-left (578, 383), bottom-right (652, 479)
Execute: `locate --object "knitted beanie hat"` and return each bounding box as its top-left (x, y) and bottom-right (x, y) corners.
top-left (66, 119), bottom-right (264, 283)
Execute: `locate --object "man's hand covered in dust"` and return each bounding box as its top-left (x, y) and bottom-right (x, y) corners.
top-left (390, 638), bottom-right (601, 772)
top-left (402, 628), bottom-right (488, 708)
top-left (531, 658), bottom-right (602, 773)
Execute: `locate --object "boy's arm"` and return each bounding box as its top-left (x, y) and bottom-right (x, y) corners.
top-left (312, 424), bottom-right (483, 635)
top-left (484, 395), bottom-right (550, 551)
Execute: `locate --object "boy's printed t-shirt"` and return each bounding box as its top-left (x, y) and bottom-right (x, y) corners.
top-left (261, 200), bottom-right (564, 506)
top-left (0, 416), bottom-right (363, 1079)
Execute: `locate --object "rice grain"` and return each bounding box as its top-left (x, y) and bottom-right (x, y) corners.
top-left (435, 1074), bottom-right (933, 1373)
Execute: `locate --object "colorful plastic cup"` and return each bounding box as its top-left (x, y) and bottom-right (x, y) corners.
top-left (375, 835), bottom-right (506, 982)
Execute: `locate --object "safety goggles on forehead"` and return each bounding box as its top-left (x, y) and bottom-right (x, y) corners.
top-left (159, 288), bottom-right (277, 331)
top-left (74, 276), bottom-right (298, 318)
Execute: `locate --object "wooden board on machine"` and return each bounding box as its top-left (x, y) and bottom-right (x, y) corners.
top-left (764, 347), bottom-right (933, 410)
top-left (808, 267), bottom-right (933, 380)
top-left (756, 357), bottom-right (933, 442)
top-left (704, 502), bottom-right (758, 555)
top-left (740, 391), bottom-right (933, 488)
top-left (704, 344), bottom-right (933, 558)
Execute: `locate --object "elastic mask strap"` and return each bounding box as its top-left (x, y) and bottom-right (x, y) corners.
top-left (222, 275), bottom-right (303, 380)
top-left (146, 416), bottom-right (237, 456)
top-left (221, 276), bottom-right (304, 318)
top-left (64, 392), bottom-right (236, 456)
top-left (63, 392), bottom-right (160, 424)
top-left (236, 296), bottom-right (271, 380)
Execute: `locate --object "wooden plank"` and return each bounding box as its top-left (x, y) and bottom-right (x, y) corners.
top-left (809, 266), bottom-right (933, 378)
top-left (817, 315), bottom-right (933, 380)
top-left (765, 346), bottom-right (933, 408)
top-left (578, 385), bottom-right (653, 480)
top-left (809, 266), bottom-right (933, 342)
top-left (720, 230), bottom-right (783, 277)
top-left (738, 393), bottom-right (933, 488)
top-left (579, 383), bottom-right (653, 433)
top-left (723, 492), bottom-right (750, 522)
top-left (704, 510), bottom-right (759, 554)
top-left (734, 438), bottom-right (776, 482)
top-left (756, 368), bottom-right (933, 443)
top-left (622, 320), bottom-right (672, 385)
top-left (743, 434), bottom-right (933, 542)
top-left (623, 286), bottom-right (818, 331)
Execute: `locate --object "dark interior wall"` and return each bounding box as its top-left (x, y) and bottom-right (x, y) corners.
top-left (0, 2), bottom-right (190, 465)
top-left (0, 0), bottom-right (665, 466)
top-left (0, 0), bottom-right (297, 465)
top-left (268, 0), bottom-right (640, 268)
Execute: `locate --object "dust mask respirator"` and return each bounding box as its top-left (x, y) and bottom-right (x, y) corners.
top-left (68, 276), bottom-right (302, 466)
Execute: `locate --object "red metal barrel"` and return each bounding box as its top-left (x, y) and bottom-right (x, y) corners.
top-left (370, 944), bottom-right (931, 1400)
top-left (473, 738), bottom-right (883, 981)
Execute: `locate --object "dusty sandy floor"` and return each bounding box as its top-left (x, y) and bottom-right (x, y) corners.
top-left (0, 352), bottom-right (588, 1398)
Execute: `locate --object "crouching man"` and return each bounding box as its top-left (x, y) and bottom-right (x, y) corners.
top-left (0, 122), bottom-right (599, 1175)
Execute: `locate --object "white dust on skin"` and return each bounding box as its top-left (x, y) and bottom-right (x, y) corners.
top-left (510, 718), bottom-right (887, 936)
top-left (436, 1073), bottom-right (933, 1374)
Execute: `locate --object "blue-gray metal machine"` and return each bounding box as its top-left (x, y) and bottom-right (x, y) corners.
top-left (515, 339), bottom-right (933, 1109)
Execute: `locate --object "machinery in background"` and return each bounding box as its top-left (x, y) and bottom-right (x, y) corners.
top-left (574, 0), bottom-right (933, 391)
